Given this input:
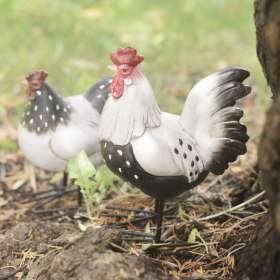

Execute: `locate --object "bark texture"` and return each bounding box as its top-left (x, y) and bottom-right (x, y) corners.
top-left (255, 0), bottom-right (280, 98)
top-left (234, 98), bottom-right (280, 280)
top-left (234, 0), bottom-right (280, 279)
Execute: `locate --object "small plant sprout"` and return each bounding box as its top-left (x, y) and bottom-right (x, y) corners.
top-left (187, 228), bottom-right (209, 254)
top-left (67, 150), bottom-right (115, 219)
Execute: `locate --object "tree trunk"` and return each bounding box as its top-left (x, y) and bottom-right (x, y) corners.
top-left (234, 98), bottom-right (280, 279)
top-left (255, 0), bottom-right (280, 98)
top-left (234, 0), bottom-right (280, 279)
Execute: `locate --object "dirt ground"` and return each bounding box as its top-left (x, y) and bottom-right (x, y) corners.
top-left (0, 97), bottom-right (269, 280)
top-left (0, 220), bottom-right (171, 280)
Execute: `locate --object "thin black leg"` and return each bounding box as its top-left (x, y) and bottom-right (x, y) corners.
top-left (22, 171), bottom-right (69, 202)
top-left (62, 172), bottom-right (68, 188)
top-left (20, 171), bottom-right (81, 216)
top-left (77, 187), bottom-right (83, 207)
top-left (119, 199), bottom-right (165, 242)
top-left (154, 198), bottom-right (165, 243)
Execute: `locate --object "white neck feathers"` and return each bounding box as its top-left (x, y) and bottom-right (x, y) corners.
top-left (99, 69), bottom-right (161, 145)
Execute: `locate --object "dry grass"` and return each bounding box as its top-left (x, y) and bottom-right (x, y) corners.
top-left (99, 163), bottom-right (266, 279)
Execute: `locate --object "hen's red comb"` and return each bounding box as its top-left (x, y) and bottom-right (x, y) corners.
top-left (25, 70), bottom-right (48, 82)
top-left (111, 47), bottom-right (144, 67)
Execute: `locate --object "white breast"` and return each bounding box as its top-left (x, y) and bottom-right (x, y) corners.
top-left (18, 125), bottom-right (66, 171)
top-left (50, 96), bottom-right (101, 161)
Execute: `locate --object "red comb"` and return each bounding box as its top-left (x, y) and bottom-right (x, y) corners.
top-left (26, 70), bottom-right (48, 82)
top-left (111, 47), bottom-right (144, 67)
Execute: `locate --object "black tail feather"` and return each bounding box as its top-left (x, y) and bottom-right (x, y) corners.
top-left (84, 76), bottom-right (112, 113)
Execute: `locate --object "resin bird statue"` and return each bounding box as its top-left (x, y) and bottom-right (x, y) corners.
top-left (18, 70), bottom-right (112, 213)
top-left (99, 47), bottom-right (251, 242)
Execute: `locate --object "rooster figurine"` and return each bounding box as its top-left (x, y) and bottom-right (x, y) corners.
top-left (99, 47), bottom-right (251, 242)
top-left (18, 70), bottom-right (112, 212)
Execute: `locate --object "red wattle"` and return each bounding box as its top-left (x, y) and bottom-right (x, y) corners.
top-left (112, 72), bottom-right (124, 99)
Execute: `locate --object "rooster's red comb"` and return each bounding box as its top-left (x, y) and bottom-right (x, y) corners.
top-left (111, 47), bottom-right (144, 67)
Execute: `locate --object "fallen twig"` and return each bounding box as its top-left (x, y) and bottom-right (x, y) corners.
top-left (197, 190), bottom-right (265, 222)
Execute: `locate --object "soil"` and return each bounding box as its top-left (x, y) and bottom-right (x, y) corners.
top-left (0, 221), bottom-right (168, 280)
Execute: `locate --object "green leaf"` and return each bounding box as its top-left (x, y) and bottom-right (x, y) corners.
top-left (67, 150), bottom-right (96, 180)
top-left (95, 166), bottom-right (115, 192)
top-left (187, 228), bottom-right (199, 244)
top-left (196, 230), bottom-right (209, 254)
top-left (187, 228), bottom-right (209, 254)
top-left (67, 151), bottom-right (115, 219)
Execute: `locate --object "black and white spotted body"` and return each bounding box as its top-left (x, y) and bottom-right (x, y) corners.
top-left (100, 110), bottom-right (208, 199)
top-left (171, 135), bottom-right (204, 183)
top-left (22, 82), bottom-right (72, 135)
top-left (101, 140), bottom-right (208, 199)
top-left (84, 77), bottom-right (113, 113)
top-left (18, 76), bottom-right (112, 172)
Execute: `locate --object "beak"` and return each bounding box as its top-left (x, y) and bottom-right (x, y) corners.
top-left (28, 91), bottom-right (36, 101)
top-left (107, 65), bottom-right (117, 72)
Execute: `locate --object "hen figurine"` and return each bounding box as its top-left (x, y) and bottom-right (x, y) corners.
top-left (99, 47), bottom-right (251, 242)
top-left (18, 70), bottom-right (112, 212)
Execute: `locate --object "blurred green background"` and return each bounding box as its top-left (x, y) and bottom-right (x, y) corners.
top-left (0, 0), bottom-right (269, 135)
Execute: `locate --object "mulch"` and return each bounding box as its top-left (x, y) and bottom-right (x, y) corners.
top-left (0, 144), bottom-right (267, 279)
